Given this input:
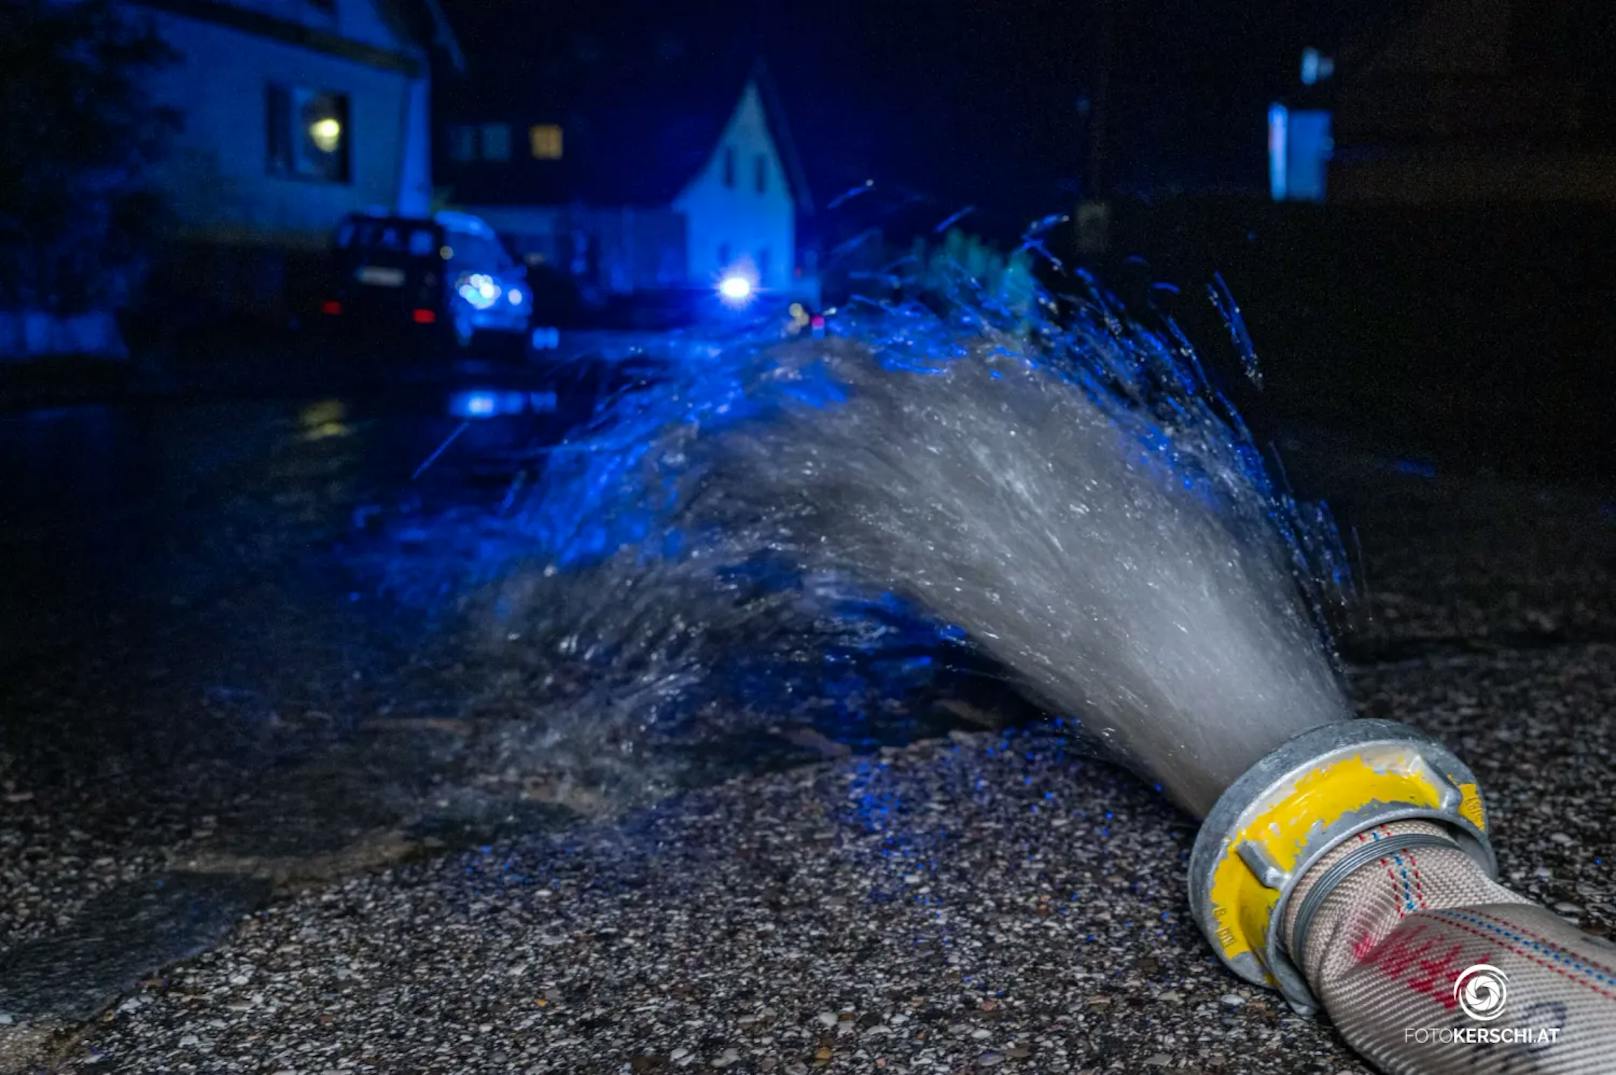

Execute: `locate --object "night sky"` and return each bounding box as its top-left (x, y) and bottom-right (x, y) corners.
top-left (439, 1), bottom-right (1391, 235)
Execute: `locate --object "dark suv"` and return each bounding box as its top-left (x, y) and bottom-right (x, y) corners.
top-left (320, 210), bottom-right (533, 356)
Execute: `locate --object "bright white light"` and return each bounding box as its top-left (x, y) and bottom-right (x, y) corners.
top-left (717, 274), bottom-right (753, 303)
top-left (457, 272), bottom-right (501, 310)
top-left (450, 388), bottom-right (530, 419)
top-left (309, 117), bottom-right (342, 153)
top-left (508, 288), bottom-right (523, 305)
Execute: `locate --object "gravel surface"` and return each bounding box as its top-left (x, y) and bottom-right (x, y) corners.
top-left (2, 422), bottom-right (1613, 1074)
top-left (47, 637), bottom-right (1616, 1075)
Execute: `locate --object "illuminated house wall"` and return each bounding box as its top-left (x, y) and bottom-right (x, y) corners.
top-left (672, 82), bottom-right (796, 292)
top-left (121, 0), bottom-right (438, 244)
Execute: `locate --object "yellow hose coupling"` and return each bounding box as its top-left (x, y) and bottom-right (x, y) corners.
top-left (1188, 719), bottom-right (1494, 1014)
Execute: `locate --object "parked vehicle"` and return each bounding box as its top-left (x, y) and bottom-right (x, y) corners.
top-left (319, 210), bottom-right (535, 357)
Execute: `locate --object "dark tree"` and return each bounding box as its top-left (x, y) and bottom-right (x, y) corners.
top-left (0, 0), bottom-right (175, 314)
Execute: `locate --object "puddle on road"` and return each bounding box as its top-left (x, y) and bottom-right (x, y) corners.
top-left (0, 869), bottom-right (271, 1073)
top-left (0, 872), bottom-right (271, 1021)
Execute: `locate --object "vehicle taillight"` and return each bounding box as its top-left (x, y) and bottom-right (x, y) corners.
top-left (411, 308), bottom-right (437, 325)
top-left (320, 300), bottom-right (343, 316)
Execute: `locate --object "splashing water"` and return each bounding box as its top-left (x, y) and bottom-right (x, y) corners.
top-left (502, 274), bottom-right (1353, 817)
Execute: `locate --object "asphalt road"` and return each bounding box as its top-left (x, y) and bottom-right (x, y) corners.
top-left (1, 392), bottom-right (1612, 1074)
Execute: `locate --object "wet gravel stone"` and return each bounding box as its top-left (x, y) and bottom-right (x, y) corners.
top-left (57, 734), bottom-right (1282, 1073)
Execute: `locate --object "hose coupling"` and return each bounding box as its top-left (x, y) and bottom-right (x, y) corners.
top-left (1188, 719), bottom-right (1495, 1014)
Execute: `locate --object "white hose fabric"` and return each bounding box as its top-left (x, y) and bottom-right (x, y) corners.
top-left (1287, 820), bottom-right (1616, 1073)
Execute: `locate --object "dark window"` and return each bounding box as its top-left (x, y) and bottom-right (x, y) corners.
top-left (448, 123), bottom-right (528, 164)
top-left (267, 84), bottom-right (349, 182)
top-left (480, 123), bottom-right (511, 162)
top-left (723, 146), bottom-right (735, 188)
top-left (448, 124), bottom-right (476, 163)
top-left (717, 242), bottom-right (731, 267)
top-left (757, 247), bottom-right (770, 278)
top-left (754, 154), bottom-right (767, 193)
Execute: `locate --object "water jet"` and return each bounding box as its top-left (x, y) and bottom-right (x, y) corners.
top-left (526, 279), bottom-right (1615, 1073)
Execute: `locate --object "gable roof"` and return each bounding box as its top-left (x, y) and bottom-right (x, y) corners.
top-left (127, 0), bottom-right (462, 74)
top-left (386, 0), bottom-right (463, 72)
top-left (440, 53), bottom-right (811, 211)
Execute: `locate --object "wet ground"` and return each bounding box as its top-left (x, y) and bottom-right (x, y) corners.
top-left (1, 366), bottom-right (1613, 1073)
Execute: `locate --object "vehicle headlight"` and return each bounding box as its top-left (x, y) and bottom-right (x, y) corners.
top-left (457, 273), bottom-right (501, 310)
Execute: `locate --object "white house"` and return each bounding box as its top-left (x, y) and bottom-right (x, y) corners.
top-left (119, 0), bottom-right (458, 244)
top-left (671, 80), bottom-right (799, 293)
top-left (440, 59), bottom-right (815, 307)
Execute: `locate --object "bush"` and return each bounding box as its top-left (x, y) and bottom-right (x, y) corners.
top-left (913, 228), bottom-right (1037, 322)
top-left (0, 0), bottom-right (175, 315)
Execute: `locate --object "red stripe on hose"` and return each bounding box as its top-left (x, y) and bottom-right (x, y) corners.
top-left (1434, 914), bottom-right (1616, 1003)
top-left (1466, 908), bottom-right (1616, 979)
top-left (1404, 847), bottom-right (1429, 911)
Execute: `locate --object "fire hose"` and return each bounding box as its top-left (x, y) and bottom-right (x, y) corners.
top-left (1188, 719), bottom-right (1616, 1073)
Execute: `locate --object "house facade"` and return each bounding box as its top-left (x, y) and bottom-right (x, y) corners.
top-left (670, 80), bottom-right (798, 293)
top-left (439, 59), bottom-right (815, 308)
top-left (119, 0), bottom-right (455, 244)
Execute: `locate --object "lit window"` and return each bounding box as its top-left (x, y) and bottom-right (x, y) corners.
top-left (529, 124), bottom-right (563, 160)
top-left (723, 146), bottom-right (735, 188)
top-left (266, 84), bottom-right (349, 182)
top-left (754, 154), bottom-right (767, 193)
top-left (480, 123), bottom-right (511, 162)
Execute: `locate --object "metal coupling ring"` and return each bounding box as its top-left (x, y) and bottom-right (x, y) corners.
top-left (1188, 718), bottom-right (1495, 1014)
